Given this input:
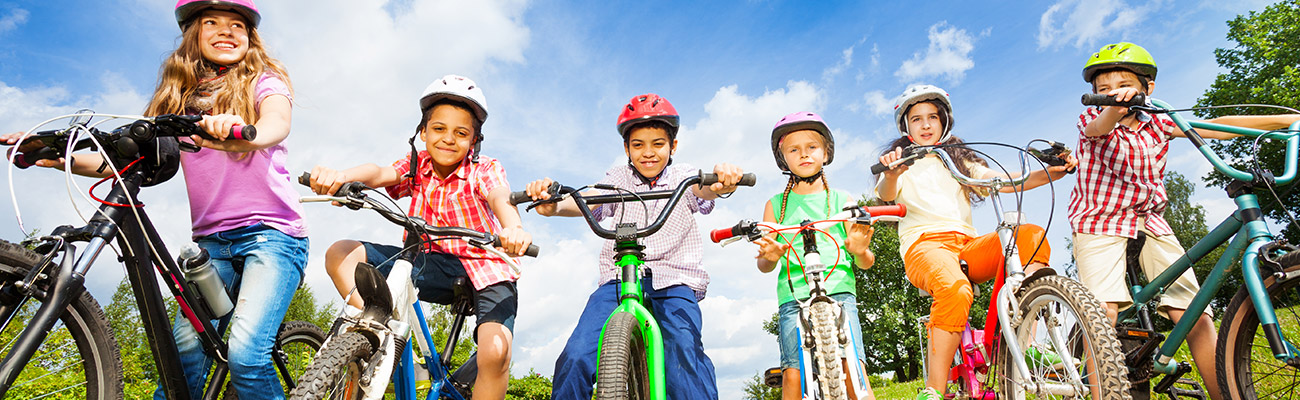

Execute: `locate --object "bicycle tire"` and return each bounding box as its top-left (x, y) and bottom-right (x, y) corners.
top-left (996, 275), bottom-right (1130, 399)
top-left (287, 331), bottom-right (372, 400)
top-left (1217, 255), bottom-right (1300, 400)
top-left (0, 239), bottom-right (123, 399)
top-left (220, 320), bottom-right (326, 399)
top-left (808, 300), bottom-right (847, 400)
top-left (595, 312), bottom-right (649, 400)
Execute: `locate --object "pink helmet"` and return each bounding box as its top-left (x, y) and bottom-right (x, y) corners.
top-left (770, 111), bottom-right (834, 171)
top-left (175, 0), bottom-right (260, 29)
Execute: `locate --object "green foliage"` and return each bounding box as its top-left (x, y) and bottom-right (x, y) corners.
top-left (506, 369), bottom-right (553, 399)
top-left (1195, 0), bottom-right (1300, 242)
top-left (1164, 171), bottom-right (1233, 317)
top-left (741, 370), bottom-right (782, 400)
top-left (283, 285), bottom-right (338, 333)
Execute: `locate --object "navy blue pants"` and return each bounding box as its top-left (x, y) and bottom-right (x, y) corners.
top-left (551, 277), bottom-right (718, 399)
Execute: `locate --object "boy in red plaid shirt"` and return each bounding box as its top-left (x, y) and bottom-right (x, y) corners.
top-left (307, 75), bottom-right (531, 399)
top-left (1070, 42), bottom-right (1299, 399)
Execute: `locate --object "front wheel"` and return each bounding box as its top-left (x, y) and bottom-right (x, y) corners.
top-left (288, 331), bottom-right (372, 400)
top-left (808, 300), bottom-right (847, 400)
top-left (1217, 255), bottom-right (1300, 399)
top-left (0, 240), bottom-right (123, 399)
top-left (595, 312), bottom-right (649, 400)
top-left (996, 275), bottom-right (1130, 399)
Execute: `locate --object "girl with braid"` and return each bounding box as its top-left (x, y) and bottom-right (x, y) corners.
top-left (755, 112), bottom-right (877, 400)
top-left (874, 85), bottom-right (1074, 400)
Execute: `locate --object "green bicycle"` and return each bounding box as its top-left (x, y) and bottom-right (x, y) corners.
top-left (1082, 94), bottom-right (1300, 399)
top-left (511, 170), bottom-right (755, 399)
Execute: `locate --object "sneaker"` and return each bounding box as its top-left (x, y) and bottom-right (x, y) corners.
top-left (916, 387), bottom-right (942, 400)
top-left (1024, 343), bottom-right (1065, 368)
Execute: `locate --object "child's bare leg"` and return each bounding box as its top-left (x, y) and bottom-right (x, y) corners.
top-left (782, 368), bottom-right (801, 400)
top-left (842, 359), bottom-right (874, 400)
top-left (1168, 309), bottom-right (1222, 400)
top-left (474, 322), bottom-right (512, 400)
top-left (324, 240), bottom-right (366, 308)
top-left (926, 327), bottom-right (960, 393)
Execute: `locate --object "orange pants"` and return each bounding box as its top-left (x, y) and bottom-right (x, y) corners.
top-left (904, 225), bottom-right (1050, 332)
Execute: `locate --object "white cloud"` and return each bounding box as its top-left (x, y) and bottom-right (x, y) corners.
top-left (822, 45), bottom-right (855, 82)
top-left (0, 8), bottom-right (27, 33)
top-left (1036, 0), bottom-right (1164, 50)
top-left (895, 21), bottom-right (979, 84)
top-left (862, 90), bottom-right (894, 117)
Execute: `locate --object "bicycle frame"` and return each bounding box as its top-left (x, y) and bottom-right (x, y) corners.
top-left (602, 240), bottom-right (668, 398)
top-left (1115, 99), bottom-right (1300, 374)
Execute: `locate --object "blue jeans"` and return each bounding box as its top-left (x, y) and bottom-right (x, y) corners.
top-left (778, 292), bottom-right (867, 369)
top-left (154, 223), bottom-right (308, 400)
top-left (552, 277), bottom-right (718, 400)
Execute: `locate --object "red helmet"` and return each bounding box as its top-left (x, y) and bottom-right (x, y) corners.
top-left (617, 94), bottom-right (680, 139)
top-left (175, 0), bottom-right (261, 29)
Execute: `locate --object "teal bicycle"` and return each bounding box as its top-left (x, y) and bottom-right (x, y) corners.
top-left (1081, 94), bottom-right (1300, 399)
top-left (510, 170), bottom-right (755, 399)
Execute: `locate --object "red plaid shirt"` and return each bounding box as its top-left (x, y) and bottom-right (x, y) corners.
top-left (1068, 107), bottom-right (1176, 238)
top-left (387, 152), bottom-right (518, 290)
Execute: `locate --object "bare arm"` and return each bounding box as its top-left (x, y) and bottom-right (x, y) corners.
top-left (191, 95), bottom-right (293, 152)
top-left (524, 177), bottom-right (593, 217)
top-left (1180, 114), bottom-right (1300, 140)
top-left (756, 201), bottom-right (781, 273)
top-left (984, 154), bottom-right (1078, 192)
top-left (876, 147), bottom-right (909, 202)
top-left (307, 163), bottom-right (403, 195)
top-left (485, 186), bottom-right (533, 257)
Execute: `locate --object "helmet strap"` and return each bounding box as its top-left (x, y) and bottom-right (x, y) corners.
top-left (784, 169), bottom-right (823, 184)
top-left (627, 158), bottom-right (673, 187)
top-left (405, 135), bottom-right (419, 179)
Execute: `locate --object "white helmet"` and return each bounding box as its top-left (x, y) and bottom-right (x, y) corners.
top-left (893, 84), bottom-right (953, 143)
top-left (419, 74), bottom-right (488, 123)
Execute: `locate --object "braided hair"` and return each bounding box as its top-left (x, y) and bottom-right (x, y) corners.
top-left (776, 174), bottom-right (833, 223)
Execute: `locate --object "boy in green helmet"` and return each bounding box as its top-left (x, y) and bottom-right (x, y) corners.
top-left (1070, 42), bottom-right (1300, 399)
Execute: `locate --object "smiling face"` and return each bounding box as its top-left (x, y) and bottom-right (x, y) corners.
top-left (905, 102), bottom-right (945, 146)
top-left (196, 10), bottom-right (250, 65)
top-left (779, 130), bottom-right (827, 178)
top-left (624, 126), bottom-right (676, 179)
top-left (419, 103), bottom-right (478, 177)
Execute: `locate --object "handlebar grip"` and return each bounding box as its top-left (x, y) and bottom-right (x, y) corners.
top-left (863, 204), bottom-right (907, 218)
top-left (491, 236), bottom-right (541, 257)
top-left (699, 172), bottom-right (758, 187)
top-left (229, 125), bottom-right (257, 141)
top-left (1080, 93), bottom-right (1147, 107)
top-left (738, 173), bottom-right (757, 187)
top-left (710, 226), bottom-right (741, 243)
top-left (869, 161), bottom-right (889, 175)
top-left (509, 190), bottom-right (531, 206)
top-left (11, 147), bottom-right (61, 169)
top-left (297, 172), bottom-right (311, 187)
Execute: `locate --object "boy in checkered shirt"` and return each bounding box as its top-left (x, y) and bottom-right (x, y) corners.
top-left (1070, 42), bottom-right (1299, 399)
top-left (306, 75), bottom-right (531, 398)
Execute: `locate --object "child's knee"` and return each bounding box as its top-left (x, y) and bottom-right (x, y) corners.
top-left (324, 241), bottom-right (363, 271)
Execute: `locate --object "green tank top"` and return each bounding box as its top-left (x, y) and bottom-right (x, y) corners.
top-left (769, 189), bottom-right (858, 304)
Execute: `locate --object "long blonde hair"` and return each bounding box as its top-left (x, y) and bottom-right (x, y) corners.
top-left (144, 16), bottom-right (291, 120)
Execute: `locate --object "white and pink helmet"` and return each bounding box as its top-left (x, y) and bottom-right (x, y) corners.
top-left (770, 111), bottom-right (834, 172)
top-left (174, 0), bottom-right (261, 29)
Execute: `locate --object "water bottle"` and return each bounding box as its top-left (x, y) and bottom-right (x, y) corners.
top-left (178, 243), bottom-right (234, 317)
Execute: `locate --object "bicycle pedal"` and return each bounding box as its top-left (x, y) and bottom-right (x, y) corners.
top-left (763, 367), bottom-right (783, 388)
top-left (1164, 378), bottom-right (1206, 400)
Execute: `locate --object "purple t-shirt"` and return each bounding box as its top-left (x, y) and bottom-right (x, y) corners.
top-left (179, 73), bottom-right (308, 239)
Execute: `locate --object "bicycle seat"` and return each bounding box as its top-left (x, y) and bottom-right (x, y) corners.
top-left (449, 277), bottom-right (476, 317)
top-left (918, 260), bottom-right (981, 298)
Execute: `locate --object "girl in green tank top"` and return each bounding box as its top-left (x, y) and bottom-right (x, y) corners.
top-left (755, 112), bottom-right (877, 399)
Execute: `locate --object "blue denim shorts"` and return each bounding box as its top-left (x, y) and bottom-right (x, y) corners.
top-left (360, 242), bottom-right (517, 333)
top-left (777, 292), bottom-right (867, 369)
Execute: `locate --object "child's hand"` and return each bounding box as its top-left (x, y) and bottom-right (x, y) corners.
top-left (879, 147), bottom-right (911, 177)
top-left (755, 236), bottom-right (789, 263)
top-left (496, 226), bottom-right (533, 257)
top-left (709, 163), bottom-right (744, 194)
top-left (525, 178), bottom-right (558, 216)
top-left (192, 114), bottom-right (247, 148)
top-left (1048, 153), bottom-right (1078, 177)
top-left (845, 223), bottom-right (875, 256)
top-left (1, 132), bottom-right (64, 168)
top-left (1100, 87), bottom-right (1142, 115)
top-left (308, 166), bottom-right (349, 196)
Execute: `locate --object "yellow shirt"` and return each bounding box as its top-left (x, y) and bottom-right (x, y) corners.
top-left (875, 155), bottom-right (989, 255)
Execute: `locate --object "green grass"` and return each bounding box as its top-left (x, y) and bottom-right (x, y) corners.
top-left (870, 377), bottom-right (926, 399)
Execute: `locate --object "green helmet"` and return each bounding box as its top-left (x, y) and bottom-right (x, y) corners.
top-left (1082, 42), bottom-right (1157, 83)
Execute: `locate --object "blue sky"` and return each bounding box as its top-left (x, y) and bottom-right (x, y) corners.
top-left (0, 0), bottom-right (1281, 397)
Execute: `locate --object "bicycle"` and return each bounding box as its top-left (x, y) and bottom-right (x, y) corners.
top-left (509, 170), bottom-right (755, 400)
top-left (709, 204), bottom-right (907, 400)
top-left (289, 174), bottom-right (539, 400)
top-left (0, 111), bottom-right (325, 399)
top-left (868, 141), bottom-right (1131, 399)
top-left (1080, 93), bottom-right (1300, 399)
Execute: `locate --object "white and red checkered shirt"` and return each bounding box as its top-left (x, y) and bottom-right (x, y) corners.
top-left (1068, 107), bottom-right (1177, 238)
top-left (592, 164), bottom-right (715, 300)
top-left (387, 152), bottom-right (519, 290)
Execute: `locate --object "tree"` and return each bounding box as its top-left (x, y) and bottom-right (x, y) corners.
top-left (506, 369), bottom-right (552, 399)
top-left (1195, 0), bottom-right (1300, 241)
top-left (1164, 171), bottom-right (1234, 316)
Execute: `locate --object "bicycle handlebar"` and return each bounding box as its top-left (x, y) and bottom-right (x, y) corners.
top-left (1080, 93), bottom-right (1147, 108)
top-left (296, 172), bottom-right (540, 257)
top-left (9, 114), bottom-right (253, 168)
top-left (709, 204), bottom-right (907, 243)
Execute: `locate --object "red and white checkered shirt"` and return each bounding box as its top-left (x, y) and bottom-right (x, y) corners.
top-left (1068, 107), bottom-right (1177, 238)
top-left (387, 152), bottom-right (519, 290)
top-left (593, 164), bottom-right (715, 300)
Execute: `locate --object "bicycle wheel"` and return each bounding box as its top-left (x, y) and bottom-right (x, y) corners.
top-left (221, 320), bottom-right (326, 399)
top-left (808, 300), bottom-right (847, 400)
top-left (595, 312), bottom-right (649, 400)
top-left (0, 240), bottom-right (123, 399)
top-left (287, 331), bottom-right (372, 400)
top-left (996, 275), bottom-right (1130, 399)
top-left (1217, 256), bottom-right (1300, 400)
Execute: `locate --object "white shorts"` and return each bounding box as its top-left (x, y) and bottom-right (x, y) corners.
top-left (1073, 230), bottom-right (1210, 318)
